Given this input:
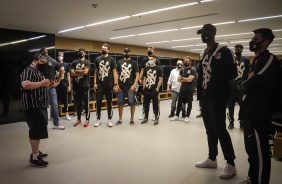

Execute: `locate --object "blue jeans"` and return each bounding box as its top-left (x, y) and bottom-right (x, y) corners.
top-left (49, 87), bottom-right (59, 126)
top-left (117, 87), bottom-right (136, 106)
top-left (171, 91), bottom-right (186, 115)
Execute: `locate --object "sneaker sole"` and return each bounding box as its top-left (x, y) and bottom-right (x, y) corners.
top-left (219, 173), bottom-right (236, 179)
top-left (30, 163), bottom-right (48, 168)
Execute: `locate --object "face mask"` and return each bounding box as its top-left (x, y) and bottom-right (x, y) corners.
top-left (177, 64), bottom-right (182, 69)
top-left (148, 60), bottom-right (154, 65)
top-left (147, 51), bottom-right (153, 56)
top-left (235, 52), bottom-right (241, 57)
top-left (201, 34), bottom-right (210, 43)
top-left (249, 40), bottom-right (265, 52)
top-left (124, 54), bottom-right (130, 58)
top-left (101, 50), bottom-right (107, 55)
top-left (78, 53), bottom-right (84, 58)
top-left (184, 62), bottom-right (189, 67)
top-left (58, 56), bottom-right (63, 61)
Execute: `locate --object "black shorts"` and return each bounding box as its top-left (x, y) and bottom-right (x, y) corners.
top-left (25, 108), bottom-right (48, 140)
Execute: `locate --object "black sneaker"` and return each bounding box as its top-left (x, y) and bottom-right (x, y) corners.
top-left (228, 123), bottom-right (234, 129)
top-left (116, 120), bottom-right (122, 125)
top-left (196, 113), bottom-right (202, 118)
top-left (240, 123), bottom-right (244, 131)
top-left (30, 156), bottom-right (49, 168)
top-left (141, 118), bottom-right (148, 124)
top-left (168, 113), bottom-right (174, 118)
top-left (30, 151), bottom-right (48, 160)
top-left (130, 120), bottom-right (134, 126)
top-left (154, 119), bottom-right (159, 125)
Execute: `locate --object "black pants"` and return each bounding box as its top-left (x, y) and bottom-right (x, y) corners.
top-left (96, 84), bottom-right (113, 120)
top-left (200, 91), bottom-right (236, 162)
top-left (56, 84), bottom-right (69, 113)
top-left (244, 120), bottom-right (271, 184)
top-left (74, 87), bottom-right (90, 121)
top-left (143, 89), bottom-right (159, 119)
top-left (175, 90), bottom-right (193, 117)
top-left (227, 88), bottom-right (243, 123)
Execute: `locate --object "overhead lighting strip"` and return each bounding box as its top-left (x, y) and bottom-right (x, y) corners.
top-left (58, 1), bottom-right (213, 33)
top-left (0, 35), bottom-right (46, 47)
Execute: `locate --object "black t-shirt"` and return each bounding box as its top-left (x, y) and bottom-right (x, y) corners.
top-left (95, 55), bottom-right (116, 86)
top-left (179, 67), bottom-right (197, 91)
top-left (117, 59), bottom-right (139, 88)
top-left (71, 59), bottom-right (91, 90)
top-left (144, 65), bottom-right (163, 90)
top-left (46, 58), bottom-right (61, 80)
top-left (56, 62), bottom-right (70, 87)
top-left (141, 57), bottom-right (161, 69)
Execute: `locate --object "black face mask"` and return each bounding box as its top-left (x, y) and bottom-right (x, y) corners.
top-left (235, 51), bottom-right (241, 57)
top-left (147, 51), bottom-right (153, 56)
top-left (201, 34), bottom-right (210, 43)
top-left (101, 50), bottom-right (107, 55)
top-left (249, 40), bottom-right (265, 52)
top-left (177, 64), bottom-right (182, 69)
top-left (37, 63), bottom-right (49, 78)
top-left (78, 53), bottom-right (84, 58)
top-left (124, 54), bottom-right (130, 58)
top-left (184, 62), bottom-right (189, 67)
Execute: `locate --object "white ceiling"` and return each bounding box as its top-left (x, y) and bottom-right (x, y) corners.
top-left (0, 0), bottom-right (282, 56)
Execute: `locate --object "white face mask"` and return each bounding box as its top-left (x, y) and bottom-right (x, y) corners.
top-left (58, 56), bottom-right (63, 61)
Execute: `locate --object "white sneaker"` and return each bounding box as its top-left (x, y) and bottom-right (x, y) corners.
top-left (152, 116), bottom-right (156, 121)
top-left (139, 114), bottom-right (145, 120)
top-left (53, 124), bottom-right (65, 130)
top-left (170, 116), bottom-right (179, 121)
top-left (195, 158), bottom-right (217, 168)
top-left (107, 119), bottom-right (113, 127)
top-left (94, 120), bottom-right (101, 127)
top-left (65, 114), bottom-right (71, 121)
top-left (184, 117), bottom-right (189, 123)
top-left (219, 163), bottom-right (237, 179)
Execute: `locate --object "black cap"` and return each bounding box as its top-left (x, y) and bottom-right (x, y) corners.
top-left (124, 48), bottom-right (131, 52)
top-left (234, 44), bottom-right (243, 49)
top-left (253, 28), bottom-right (275, 42)
top-left (197, 24), bottom-right (216, 34)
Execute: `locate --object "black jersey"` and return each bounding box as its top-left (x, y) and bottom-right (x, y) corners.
top-left (179, 67), bottom-right (197, 91)
top-left (117, 59), bottom-right (139, 88)
top-left (95, 55), bottom-right (116, 86)
top-left (71, 59), bottom-right (91, 90)
top-left (144, 65), bottom-right (163, 90)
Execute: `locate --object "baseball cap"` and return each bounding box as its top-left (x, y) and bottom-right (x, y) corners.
top-left (197, 24), bottom-right (216, 34)
top-left (124, 48), bottom-right (131, 52)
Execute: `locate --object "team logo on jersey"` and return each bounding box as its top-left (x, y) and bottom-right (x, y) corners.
top-left (119, 62), bottom-right (132, 83)
top-left (145, 69), bottom-right (157, 89)
top-left (75, 63), bottom-right (85, 83)
top-left (215, 52), bottom-right (221, 59)
top-left (99, 60), bottom-right (110, 81)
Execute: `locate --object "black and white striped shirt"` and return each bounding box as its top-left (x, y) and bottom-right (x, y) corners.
top-left (20, 64), bottom-right (49, 111)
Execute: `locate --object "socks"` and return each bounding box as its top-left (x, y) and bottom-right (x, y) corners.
top-left (32, 153), bottom-right (39, 160)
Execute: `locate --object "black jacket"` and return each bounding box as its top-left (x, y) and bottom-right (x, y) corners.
top-left (238, 50), bottom-right (282, 123)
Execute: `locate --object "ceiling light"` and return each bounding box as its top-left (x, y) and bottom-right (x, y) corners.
top-left (110, 35), bottom-right (136, 39)
top-left (213, 21), bottom-right (236, 25)
top-left (171, 38), bottom-right (200, 42)
top-left (230, 40), bottom-right (250, 44)
top-left (131, 2), bottom-right (199, 17)
top-left (86, 16), bottom-right (131, 27)
top-left (28, 35), bottom-right (46, 40)
top-left (190, 49), bottom-right (204, 51)
top-left (180, 25), bottom-right (202, 30)
top-left (215, 32), bottom-right (252, 38)
top-left (195, 43), bottom-right (206, 46)
top-left (59, 26), bottom-right (86, 33)
top-left (29, 46), bottom-right (55, 53)
top-left (138, 29), bottom-right (179, 36)
top-left (238, 14), bottom-right (282, 22)
top-left (0, 35), bottom-right (46, 47)
top-left (145, 41), bottom-right (170, 44)
top-left (171, 45), bottom-right (194, 48)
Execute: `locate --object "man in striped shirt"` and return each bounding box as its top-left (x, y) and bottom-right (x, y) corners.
top-left (20, 53), bottom-right (50, 168)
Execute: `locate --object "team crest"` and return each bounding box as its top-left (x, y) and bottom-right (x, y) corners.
top-left (215, 52), bottom-right (221, 59)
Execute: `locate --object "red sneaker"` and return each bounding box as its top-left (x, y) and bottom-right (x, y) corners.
top-left (74, 120), bottom-right (81, 127)
top-left (84, 120), bottom-right (90, 127)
